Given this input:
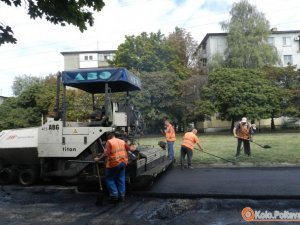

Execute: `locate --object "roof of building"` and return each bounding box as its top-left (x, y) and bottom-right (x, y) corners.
top-left (61, 50), bottom-right (116, 55)
top-left (199, 29), bottom-right (300, 46)
top-left (270, 30), bottom-right (300, 34)
top-left (199, 33), bottom-right (227, 46)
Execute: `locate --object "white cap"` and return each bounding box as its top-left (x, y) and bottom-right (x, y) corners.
top-left (241, 117), bottom-right (247, 123)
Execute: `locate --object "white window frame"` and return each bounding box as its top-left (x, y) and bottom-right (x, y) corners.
top-left (268, 37), bottom-right (274, 45)
top-left (283, 37), bottom-right (291, 46)
top-left (283, 55), bottom-right (293, 65)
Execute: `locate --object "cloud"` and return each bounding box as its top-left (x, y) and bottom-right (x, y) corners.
top-left (1, 0), bottom-right (300, 97)
top-left (200, 0), bottom-right (231, 13)
top-left (173, 0), bottom-right (186, 6)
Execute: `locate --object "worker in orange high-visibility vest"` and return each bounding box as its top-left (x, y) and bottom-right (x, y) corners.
top-left (233, 117), bottom-right (255, 157)
top-left (164, 120), bottom-right (176, 161)
top-left (180, 129), bottom-right (203, 169)
top-left (95, 131), bottom-right (131, 203)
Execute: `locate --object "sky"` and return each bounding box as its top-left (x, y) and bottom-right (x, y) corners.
top-left (1, 0), bottom-right (300, 97)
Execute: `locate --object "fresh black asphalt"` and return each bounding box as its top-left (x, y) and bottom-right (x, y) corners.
top-left (141, 167), bottom-right (300, 199)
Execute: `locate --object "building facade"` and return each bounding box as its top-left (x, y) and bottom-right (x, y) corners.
top-left (199, 29), bottom-right (300, 69)
top-left (197, 29), bottom-right (300, 132)
top-left (61, 50), bottom-right (116, 70)
top-left (0, 96), bottom-right (7, 105)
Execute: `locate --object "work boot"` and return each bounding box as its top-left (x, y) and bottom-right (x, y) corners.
top-left (109, 197), bottom-right (118, 204)
top-left (119, 196), bottom-right (125, 202)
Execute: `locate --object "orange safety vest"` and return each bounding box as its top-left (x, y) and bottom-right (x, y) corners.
top-left (106, 138), bottom-right (128, 168)
top-left (166, 124), bottom-right (176, 142)
top-left (181, 132), bottom-right (199, 150)
top-left (237, 123), bottom-right (250, 140)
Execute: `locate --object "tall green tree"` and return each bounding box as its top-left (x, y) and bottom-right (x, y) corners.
top-left (131, 71), bottom-right (181, 132)
top-left (175, 74), bottom-right (214, 130)
top-left (0, 84), bottom-right (43, 129)
top-left (165, 27), bottom-right (198, 78)
top-left (0, 75), bottom-right (57, 130)
top-left (0, 0), bottom-right (105, 45)
top-left (111, 28), bottom-right (200, 78)
top-left (204, 68), bottom-right (283, 130)
top-left (12, 75), bottom-right (44, 96)
top-left (263, 65), bottom-right (300, 120)
top-left (220, 0), bottom-right (279, 68)
top-left (110, 31), bottom-right (167, 72)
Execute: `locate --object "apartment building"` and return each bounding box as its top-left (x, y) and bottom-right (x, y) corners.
top-left (198, 29), bottom-right (300, 69)
top-left (197, 29), bottom-right (300, 132)
top-left (61, 50), bottom-right (116, 70)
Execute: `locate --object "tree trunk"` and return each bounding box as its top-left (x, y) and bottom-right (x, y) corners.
top-left (231, 118), bottom-right (235, 133)
top-left (183, 120), bottom-right (186, 133)
top-left (271, 112), bottom-right (275, 131)
top-left (271, 117), bottom-right (275, 131)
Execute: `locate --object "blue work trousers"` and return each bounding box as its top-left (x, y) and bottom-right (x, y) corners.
top-left (167, 141), bottom-right (175, 160)
top-left (105, 162), bottom-right (126, 199)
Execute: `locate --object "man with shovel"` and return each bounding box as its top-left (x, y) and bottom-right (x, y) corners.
top-left (233, 117), bottom-right (255, 157)
top-left (94, 131), bottom-right (133, 204)
top-left (180, 129), bottom-right (203, 169)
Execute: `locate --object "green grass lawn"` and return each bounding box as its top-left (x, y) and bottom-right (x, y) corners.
top-left (136, 132), bottom-right (300, 166)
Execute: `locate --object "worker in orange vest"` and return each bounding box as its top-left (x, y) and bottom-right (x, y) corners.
top-left (233, 117), bottom-right (255, 157)
top-left (164, 120), bottom-right (176, 161)
top-left (95, 131), bottom-right (131, 203)
top-left (180, 129), bottom-right (203, 169)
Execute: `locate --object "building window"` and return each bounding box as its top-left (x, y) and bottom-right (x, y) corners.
top-left (283, 37), bottom-right (291, 46)
top-left (283, 55), bottom-right (293, 65)
top-left (201, 58), bottom-right (207, 67)
top-left (83, 55), bottom-right (94, 61)
top-left (268, 37), bottom-right (274, 45)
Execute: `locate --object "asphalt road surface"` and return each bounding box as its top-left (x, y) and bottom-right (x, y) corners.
top-left (142, 166), bottom-right (300, 199)
top-left (1, 167), bottom-right (300, 225)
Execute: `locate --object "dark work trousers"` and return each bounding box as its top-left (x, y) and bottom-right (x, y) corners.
top-left (105, 162), bottom-right (126, 200)
top-left (236, 138), bottom-right (251, 156)
top-left (180, 146), bottom-right (193, 167)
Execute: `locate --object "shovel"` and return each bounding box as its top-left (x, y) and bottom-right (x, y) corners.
top-left (235, 137), bottom-right (271, 149)
top-left (196, 148), bottom-right (236, 164)
top-left (251, 140), bottom-right (271, 149)
top-left (95, 161), bottom-right (105, 206)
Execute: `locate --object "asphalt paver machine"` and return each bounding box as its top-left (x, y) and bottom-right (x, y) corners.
top-left (0, 68), bottom-right (172, 189)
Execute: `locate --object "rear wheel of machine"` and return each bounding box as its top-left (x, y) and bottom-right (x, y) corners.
top-left (0, 167), bottom-right (18, 185)
top-left (19, 169), bottom-right (38, 186)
